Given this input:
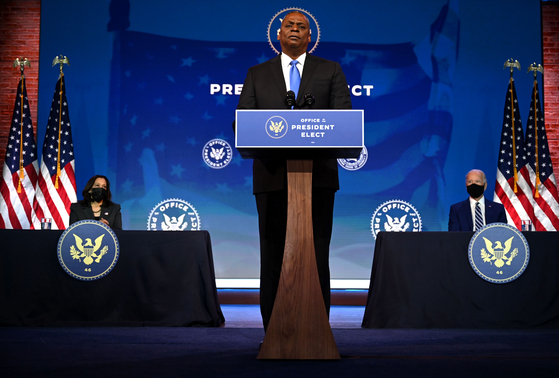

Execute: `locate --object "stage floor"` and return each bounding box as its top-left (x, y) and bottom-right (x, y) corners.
top-left (2, 295), bottom-right (558, 378)
top-left (2, 322), bottom-right (558, 378)
top-left (220, 304), bottom-right (365, 328)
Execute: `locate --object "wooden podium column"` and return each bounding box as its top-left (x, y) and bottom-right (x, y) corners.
top-left (257, 159), bottom-right (340, 360)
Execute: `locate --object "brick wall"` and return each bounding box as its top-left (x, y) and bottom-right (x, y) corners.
top-left (0, 0), bottom-right (40, 168)
top-left (0, 2), bottom-right (558, 170)
top-left (543, 2), bottom-right (559, 169)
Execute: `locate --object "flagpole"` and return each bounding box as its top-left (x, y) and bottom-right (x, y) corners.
top-left (52, 55), bottom-right (70, 189)
top-left (12, 58), bottom-right (31, 193)
top-left (32, 55), bottom-right (77, 230)
top-left (56, 74), bottom-right (64, 189)
top-left (528, 63), bottom-right (544, 198)
top-left (504, 59), bottom-right (520, 193)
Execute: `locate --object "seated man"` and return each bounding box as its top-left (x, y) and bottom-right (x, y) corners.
top-left (448, 169), bottom-right (507, 231)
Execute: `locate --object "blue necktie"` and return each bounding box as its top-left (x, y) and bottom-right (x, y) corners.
top-left (475, 202), bottom-right (484, 231)
top-left (289, 60), bottom-right (300, 101)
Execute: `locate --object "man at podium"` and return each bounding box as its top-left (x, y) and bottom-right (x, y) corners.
top-left (236, 11), bottom-right (352, 330)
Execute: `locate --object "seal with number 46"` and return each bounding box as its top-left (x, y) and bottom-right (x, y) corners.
top-left (468, 223), bottom-right (529, 284)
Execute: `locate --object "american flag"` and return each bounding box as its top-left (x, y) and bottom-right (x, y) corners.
top-left (0, 76), bottom-right (39, 229)
top-left (525, 79), bottom-right (559, 231)
top-left (493, 77), bottom-right (534, 229)
top-left (32, 76), bottom-right (77, 230)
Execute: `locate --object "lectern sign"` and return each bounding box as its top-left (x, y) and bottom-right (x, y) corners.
top-left (235, 109), bottom-right (364, 159)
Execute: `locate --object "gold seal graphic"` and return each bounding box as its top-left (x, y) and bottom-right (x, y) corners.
top-left (480, 236), bottom-right (518, 268)
top-left (265, 116), bottom-right (289, 139)
top-left (269, 120), bottom-right (284, 134)
top-left (468, 223), bottom-right (529, 284)
top-left (70, 234), bottom-right (108, 266)
top-left (57, 220), bottom-right (120, 281)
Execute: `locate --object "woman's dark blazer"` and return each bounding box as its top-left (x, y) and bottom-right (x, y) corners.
top-left (69, 201), bottom-right (123, 230)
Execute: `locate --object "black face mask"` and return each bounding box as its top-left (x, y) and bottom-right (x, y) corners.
top-left (90, 188), bottom-right (107, 202)
top-left (467, 183), bottom-right (485, 199)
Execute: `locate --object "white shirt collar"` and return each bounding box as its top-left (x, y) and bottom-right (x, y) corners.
top-left (281, 52), bottom-right (307, 70)
top-left (469, 196), bottom-right (485, 208)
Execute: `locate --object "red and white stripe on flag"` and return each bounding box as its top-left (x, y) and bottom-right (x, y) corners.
top-left (525, 80), bottom-right (559, 231)
top-left (0, 77), bottom-right (39, 229)
top-left (31, 76), bottom-right (77, 230)
top-left (493, 77), bottom-right (534, 230)
top-left (494, 169), bottom-right (534, 229)
top-left (32, 160), bottom-right (77, 230)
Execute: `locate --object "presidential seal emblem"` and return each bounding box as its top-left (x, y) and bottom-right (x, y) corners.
top-left (266, 115), bottom-right (289, 139)
top-left (267, 8), bottom-right (320, 55)
top-left (57, 220), bottom-right (120, 281)
top-left (468, 222), bottom-right (530, 284)
top-left (147, 198), bottom-right (201, 231)
top-left (203, 138), bottom-right (232, 169)
top-left (371, 199), bottom-right (422, 239)
top-left (338, 146), bottom-right (368, 171)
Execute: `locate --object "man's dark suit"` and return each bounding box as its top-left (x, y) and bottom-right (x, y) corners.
top-left (69, 202), bottom-right (123, 230)
top-left (236, 53), bottom-right (352, 329)
top-left (448, 198), bottom-right (507, 231)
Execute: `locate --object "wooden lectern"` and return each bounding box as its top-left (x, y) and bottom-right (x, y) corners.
top-left (235, 109), bottom-right (364, 360)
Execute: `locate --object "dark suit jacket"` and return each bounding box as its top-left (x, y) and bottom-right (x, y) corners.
top-left (236, 53), bottom-right (352, 193)
top-left (69, 202), bottom-right (123, 230)
top-left (448, 197), bottom-right (507, 231)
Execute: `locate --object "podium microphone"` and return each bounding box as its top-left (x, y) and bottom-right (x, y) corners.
top-left (303, 93), bottom-right (315, 108)
top-left (285, 90), bottom-right (297, 108)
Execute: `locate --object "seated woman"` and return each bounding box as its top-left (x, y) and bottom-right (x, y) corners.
top-left (69, 175), bottom-right (122, 229)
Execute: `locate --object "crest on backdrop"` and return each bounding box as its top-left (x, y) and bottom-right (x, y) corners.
top-left (371, 199), bottom-right (422, 239)
top-left (147, 198), bottom-right (201, 231)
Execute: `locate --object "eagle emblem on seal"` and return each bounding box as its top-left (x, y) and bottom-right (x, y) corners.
top-left (161, 214), bottom-right (188, 231)
top-left (384, 214), bottom-right (410, 232)
top-left (210, 146), bottom-right (225, 161)
top-left (70, 234), bottom-right (108, 266)
top-left (480, 236), bottom-right (519, 268)
top-left (269, 120), bottom-right (284, 134)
